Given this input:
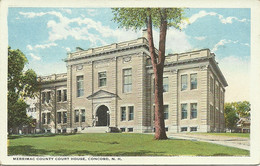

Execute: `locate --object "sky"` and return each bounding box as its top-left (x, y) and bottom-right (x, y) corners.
top-left (8, 8), bottom-right (250, 102)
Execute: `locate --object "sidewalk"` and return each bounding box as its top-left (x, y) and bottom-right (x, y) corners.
top-left (167, 133), bottom-right (250, 151)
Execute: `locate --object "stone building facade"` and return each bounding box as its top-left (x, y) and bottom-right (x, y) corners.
top-left (37, 31), bottom-right (228, 134)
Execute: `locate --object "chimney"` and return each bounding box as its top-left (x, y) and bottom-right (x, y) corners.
top-left (142, 29), bottom-right (148, 39)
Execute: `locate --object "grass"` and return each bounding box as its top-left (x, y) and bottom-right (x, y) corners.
top-left (186, 132), bottom-right (250, 138)
top-left (8, 133), bottom-right (249, 156)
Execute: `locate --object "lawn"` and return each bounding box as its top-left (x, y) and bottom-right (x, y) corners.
top-left (186, 132), bottom-right (250, 138)
top-left (8, 133), bottom-right (249, 156)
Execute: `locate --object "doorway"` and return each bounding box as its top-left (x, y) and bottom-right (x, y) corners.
top-left (96, 105), bottom-right (110, 126)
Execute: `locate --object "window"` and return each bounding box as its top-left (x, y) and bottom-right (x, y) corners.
top-left (63, 112), bottom-right (67, 123)
top-left (81, 109), bottom-right (85, 122)
top-left (120, 128), bottom-right (126, 132)
top-left (121, 107), bottom-right (126, 121)
top-left (210, 104), bottom-right (214, 121)
top-left (62, 129), bottom-right (66, 133)
top-left (216, 108), bottom-right (219, 123)
top-left (75, 110), bottom-right (79, 122)
top-left (57, 90), bottom-right (61, 102)
top-left (98, 71), bottom-right (107, 87)
top-left (210, 76), bottom-right (213, 92)
top-left (77, 76), bottom-right (84, 97)
top-left (128, 106), bottom-right (134, 121)
top-left (128, 128), bottom-right (133, 132)
top-left (163, 77), bottom-right (169, 92)
top-left (57, 112), bottom-right (61, 124)
top-left (42, 92), bottom-right (46, 103)
top-left (47, 113), bottom-right (51, 124)
top-left (190, 73), bottom-right (197, 90)
top-left (63, 90), bottom-right (67, 101)
top-left (190, 103), bottom-right (197, 119)
top-left (190, 127), bottom-right (197, 132)
top-left (216, 84), bottom-right (219, 98)
top-left (165, 127), bottom-right (168, 132)
top-left (181, 127), bottom-right (187, 132)
top-left (46, 91), bottom-right (51, 103)
top-left (42, 113), bottom-right (46, 124)
top-left (181, 75), bottom-right (187, 91)
top-left (123, 68), bottom-right (132, 93)
top-left (181, 104), bottom-right (187, 119)
top-left (164, 105), bottom-right (169, 120)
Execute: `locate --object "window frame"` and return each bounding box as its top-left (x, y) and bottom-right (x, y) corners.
top-left (181, 127), bottom-right (187, 132)
top-left (63, 89), bottom-right (67, 101)
top-left (47, 113), bottom-right (51, 124)
top-left (210, 104), bottom-right (214, 121)
top-left (98, 71), bottom-right (107, 87)
top-left (63, 112), bottom-right (67, 124)
top-left (81, 109), bottom-right (86, 122)
top-left (181, 103), bottom-right (188, 119)
top-left (75, 110), bottom-right (79, 123)
top-left (42, 92), bottom-right (46, 103)
top-left (46, 91), bottom-right (51, 103)
top-left (121, 107), bottom-right (126, 121)
top-left (128, 106), bottom-right (134, 121)
top-left (164, 105), bottom-right (169, 120)
top-left (190, 73), bottom-right (197, 90)
top-left (190, 103), bottom-right (197, 119)
top-left (163, 77), bottom-right (169, 92)
top-left (123, 68), bottom-right (132, 93)
top-left (210, 76), bottom-right (214, 93)
top-left (181, 74), bottom-right (188, 91)
top-left (190, 127), bottom-right (197, 132)
top-left (57, 90), bottom-right (62, 102)
top-left (76, 75), bottom-right (84, 97)
top-left (42, 113), bottom-right (46, 124)
top-left (57, 112), bottom-right (62, 124)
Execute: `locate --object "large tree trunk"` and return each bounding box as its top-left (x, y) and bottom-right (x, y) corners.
top-left (147, 9), bottom-right (168, 140)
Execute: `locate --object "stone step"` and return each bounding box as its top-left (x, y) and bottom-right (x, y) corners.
top-left (81, 126), bottom-right (110, 133)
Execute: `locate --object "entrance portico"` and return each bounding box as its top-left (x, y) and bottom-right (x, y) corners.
top-left (87, 89), bottom-right (118, 128)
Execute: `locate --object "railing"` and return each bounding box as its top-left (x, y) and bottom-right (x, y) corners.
top-left (39, 73), bottom-right (67, 82)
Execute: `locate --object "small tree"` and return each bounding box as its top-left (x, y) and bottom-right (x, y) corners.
top-left (224, 101), bottom-right (250, 132)
top-left (112, 8), bottom-right (185, 139)
top-left (224, 103), bottom-right (239, 132)
top-left (8, 47), bottom-right (38, 134)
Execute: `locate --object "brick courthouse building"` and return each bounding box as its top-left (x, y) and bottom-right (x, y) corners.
top-left (35, 30), bottom-right (228, 134)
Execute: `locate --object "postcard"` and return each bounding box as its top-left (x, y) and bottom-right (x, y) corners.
top-left (0, 0), bottom-right (260, 165)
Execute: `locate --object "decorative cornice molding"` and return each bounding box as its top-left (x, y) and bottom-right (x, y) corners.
top-left (170, 69), bottom-right (178, 74)
top-left (65, 44), bottom-right (149, 62)
top-left (199, 64), bottom-right (209, 71)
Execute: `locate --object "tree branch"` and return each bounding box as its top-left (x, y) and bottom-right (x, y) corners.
top-left (147, 8), bottom-right (157, 67)
top-left (158, 8), bottom-right (167, 66)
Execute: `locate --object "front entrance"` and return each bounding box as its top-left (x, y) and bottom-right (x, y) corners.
top-left (96, 105), bottom-right (110, 126)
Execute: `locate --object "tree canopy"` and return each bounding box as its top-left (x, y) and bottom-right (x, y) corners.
top-left (112, 8), bottom-right (185, 30)
top-left (224, 101), bottom-right (250, 131)
top-left (8, 47), bottom-right (38, 134)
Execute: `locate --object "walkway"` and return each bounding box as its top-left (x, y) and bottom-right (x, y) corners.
top-left (167, 133), bottom-right (250, 150)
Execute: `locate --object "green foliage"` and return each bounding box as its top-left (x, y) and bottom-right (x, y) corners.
top-left (8, 47), bottom-right (38, 133)
top-left (112, 8), bottom-right (185, 30)
top-left (8, 133), bottom-right (249, 156)
top-left (224, 101), bottom-right (250, 130)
